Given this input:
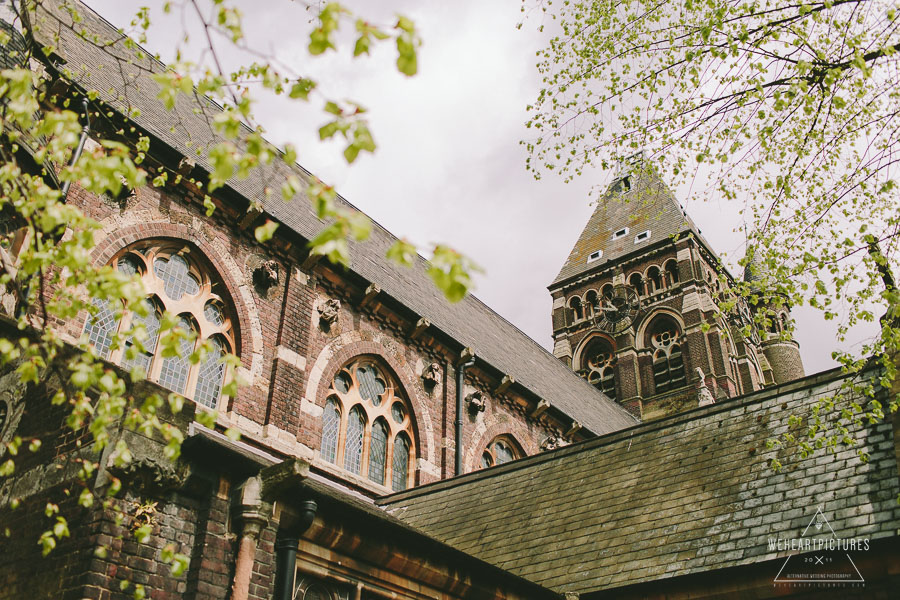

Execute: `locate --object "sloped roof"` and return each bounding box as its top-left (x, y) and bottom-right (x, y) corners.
top-left (381, 367), bottom-right (900, 594)
top-left (28, 1), bottom-right (637, 435)
top-left (551, 166), bottom-right (701, 287)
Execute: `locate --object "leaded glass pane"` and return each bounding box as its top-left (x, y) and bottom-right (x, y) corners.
top-left (153, 254), bottom-right (199, 301)
top-left (194, 337), bottom-right (226, 409)
top-left (117, 254), bottom-right (139, 276)
top-left (158, 317), bottom-right (193, 394)
top-left (368, 419), bottom-right (388, 485)
top-left (481, 452), bottom-right (493, 469)
top-left (344, 406), bottom-right (365, 474)
top-left (122, 302), bottom-right (160, 374)
top-left (321, 398), bottom-right (340, 463)
top-left (304, 584), bottom-right (330, 600)
top-left (392, 434), bottom-right (410, 492)
top-left (357, 365), bottom-right (385, 405)
top-left (333, 371), bottom-right (351, 394)
top-left (204, 301), bottom-right (225, 326)
top-left (83, 298), bottom-right (117, 359)
top-left (391, 402), bottom-right (405, 424)
top-left (494, 441), bottom-right (514, 465)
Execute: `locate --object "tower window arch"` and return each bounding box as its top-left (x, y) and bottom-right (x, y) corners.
top-left (480, 435), bottom-right (523, 469)
top-left (579, 336), bottom-right (617, 400)
top-left (628, 272), bottom-right (645, 296)
top-left (320, 357), bottom-right (416, 491)
top-left (568, 296), bottom-right (584, 321)
top-left (584, 290), bottom-right (598, 319)
top-left (645, 315), bottom-right (686, 393)
top-left (664, 260), bottom-right (679, 286)
top-left (647, 266), bottom-right (663, 293)
top-left (81, 240), bottom-right (236, 409)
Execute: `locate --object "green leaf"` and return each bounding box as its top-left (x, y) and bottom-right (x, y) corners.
top-left (254, 220), bottom-right (279, 243)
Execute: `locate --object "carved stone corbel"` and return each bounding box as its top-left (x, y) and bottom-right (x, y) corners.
top-left (466, 390), bottom-right (487, 415)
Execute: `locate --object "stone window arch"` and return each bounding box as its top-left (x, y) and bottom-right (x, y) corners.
top-left (578, 336), bottom-right (617, 400)
top-left (480, 435), bottom-right (523, 469)
top-left (584, 289), bottom-right (598, 319)
top-left (645, 315), bottom-right (686, 393)
top-left (320, 356), bottom-right (416, 491)
top-left (81, 240), bottom-right (236, 409)
top-left (664, 259), bottom-right (679, 286)
top-left (646, 265), bottom-right (663, 293)
top-left (568, 295), bottom-right (584, 321)
top-left (628, 272), bottom-right (645, 296)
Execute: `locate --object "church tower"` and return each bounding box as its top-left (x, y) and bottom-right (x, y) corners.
top-left (549, 156), bottom-right (769, 419)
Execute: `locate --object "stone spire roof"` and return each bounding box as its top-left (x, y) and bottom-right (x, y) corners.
top-left (551, 159), bottom-right (702, 287)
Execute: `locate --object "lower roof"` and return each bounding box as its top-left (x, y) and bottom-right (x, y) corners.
top-left (380, 365), bottom-right (900, 594)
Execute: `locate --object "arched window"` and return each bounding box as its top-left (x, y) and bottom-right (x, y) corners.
top-left (579, 336), bottom-right (617, 400)
top-left (480, 435), bottom-right (522, 469)
top-left (569, 296), bottom-right (583, 321)
top-left (646, 315), bottom-right (686, 393)
top-left (628, 272), bottom-right (645, 296)
top-left (320, 357), bottom-right (416, 491)
top-left (81, 241), bottom-right (236, 409)
top-left (647, 266), bottom-right (663, 293)
top-left (664, 260), bottom-right (679, 286)
top-left (584, 290), bottom-right (598, 319)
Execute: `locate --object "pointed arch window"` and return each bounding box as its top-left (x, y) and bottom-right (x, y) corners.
top-left (80, 241), bottom-right (236, 409)
top-left (480, 435), bottom-right (523, 469)
top-left (579, 336), bottom-right (617, 400)
top-left (646, 315), bottom-right (687, 393)
top-left (320, 357), bottom-right (416, 491)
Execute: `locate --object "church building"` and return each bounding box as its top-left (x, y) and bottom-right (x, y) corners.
top-left (0, 2), bottom-right (898, 599)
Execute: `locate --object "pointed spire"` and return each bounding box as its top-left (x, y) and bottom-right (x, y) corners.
top-left (551, 158), bottom-right (701, 287)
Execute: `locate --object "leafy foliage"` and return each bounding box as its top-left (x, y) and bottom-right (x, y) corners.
top-left (524, 0), bottom-right (900, 458)
top-left (0, 0), bottom-right (469, 594)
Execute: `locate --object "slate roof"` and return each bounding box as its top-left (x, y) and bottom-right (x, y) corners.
top-left (28, 1), bottom-right (637, 435)
top-left (551, 164), bottom-right (702, 287)
top-left (381, 366), bottom-right (900, 594)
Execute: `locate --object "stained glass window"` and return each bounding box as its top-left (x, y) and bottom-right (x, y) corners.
top-left (303, 584), bottom-right (330, 600)
top-left (153, 254), bottom-right (199, 301)
top-left (481, 436), bottom-right (523, 469)
top-left (344, 405), bottom-right (365, 475)
top-left (121, 301), bottom-right (160, 374)
top-left (194, 337), bottom-right (226, 409)
top-left (83, 298), bottom-right (118, 359)
top-left (81, 241), bottom-right (236, 409)
top-left (204, 301), bottom-right (225, 326)
top-left (322, 357), bottom-right (415, 488)
top-left (158, 317), bottom-right (194, 395)
top-left (392, 434), bottom-right (410, 492)
top-left (357, 365), bottom-right (385, 405)
top-left (321, 398), bottom-right (340, 463)
top-left (368, 418), bottom-right (388, 485)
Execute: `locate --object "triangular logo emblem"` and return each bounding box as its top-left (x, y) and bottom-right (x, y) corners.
top-left (773, 507), bottom-right (865, 584)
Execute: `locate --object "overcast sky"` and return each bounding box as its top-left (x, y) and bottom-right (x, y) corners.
top-left (82, 0), bottom-right (879, 375)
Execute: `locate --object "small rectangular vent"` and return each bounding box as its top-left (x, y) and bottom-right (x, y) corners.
top-left (634, 230), bottom-right (651, 243)
top-left (587, 250), bottom-right (603, 263)
top-left (612, 227), bottom-right (629, 240)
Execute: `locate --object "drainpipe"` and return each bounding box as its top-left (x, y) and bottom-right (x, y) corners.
top-left (455, 348), bottom-right (476, 476)
top-left (273, 499), bottom-right (317, 600)
top-left (60, 97), bottom-right (90, 201)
